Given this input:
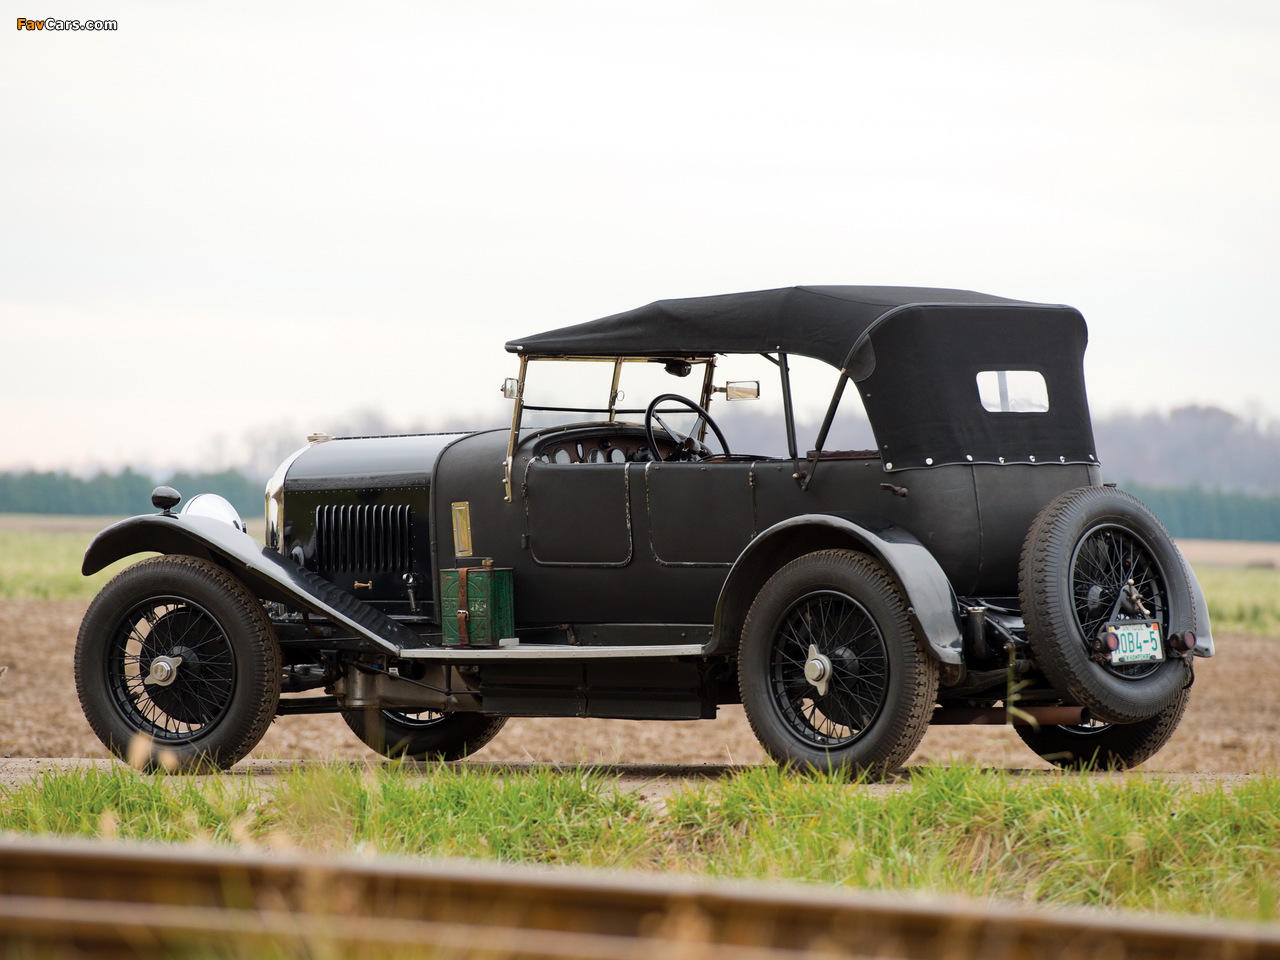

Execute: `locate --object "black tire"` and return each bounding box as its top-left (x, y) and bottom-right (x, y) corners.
top-left (738, 549), bottom-right (939, 776)
top-left (342, 708), bottom-right (507, 761)
top-left (1020, 486), bottom-right (1194, 724)
top-left (1016, 688), bottom-right (1189, 770)
top-left (74, 556), bottom-right (281, 772)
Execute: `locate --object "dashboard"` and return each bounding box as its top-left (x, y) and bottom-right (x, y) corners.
top-left (525, 426), bottom-right (676, 464)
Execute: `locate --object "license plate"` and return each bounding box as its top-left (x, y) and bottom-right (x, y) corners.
top-left (1107, 621), bottom-right (1165, 664)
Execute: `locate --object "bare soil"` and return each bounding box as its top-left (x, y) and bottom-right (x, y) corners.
top-left (0, 597), bottom-right (1271, 774)
top-left (1176, 539), bottom-right (1280, 569)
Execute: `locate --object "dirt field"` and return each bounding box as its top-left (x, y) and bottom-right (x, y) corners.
top-left (0, 595), bottom-right (1271, 774)
top-left (1, 521), bottom-right (1270, 772)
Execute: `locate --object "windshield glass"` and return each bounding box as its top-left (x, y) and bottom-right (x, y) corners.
top-left (518, 358), bottom-right (712, 435)
top-left (517, 359), bottom-right (619, 433)
top-left (515, 354), bottom-right (874, 456)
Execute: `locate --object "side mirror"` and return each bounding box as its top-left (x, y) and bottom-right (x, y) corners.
top-left (718, 381), bottom-right (759, 401)
top-left (501, 378), bottom-right (520, 400)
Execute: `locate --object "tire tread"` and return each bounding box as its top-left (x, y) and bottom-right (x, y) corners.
top-left (75, 555), bottom-right (281, 772)
top-left (1019, 486), bottom-right (1191, 724)
top-left (738, 549), bottom-right (938, 776)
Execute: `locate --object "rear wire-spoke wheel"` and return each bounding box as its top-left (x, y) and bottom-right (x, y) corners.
top-left (1015, 688), bottom-right (1190, 770)
top-left (1071, 524), bottom-right (1167, 681)
top-left (770, 592), bottom-right (889, 747)
top-left (75, 556), bottom-right (281, 772)
top-left (1021, 486), bottom-right (1194, 724)
top-left (739, 550), bottom-right (939, 777)
top-left (342, 707), bottom-right (507, 761)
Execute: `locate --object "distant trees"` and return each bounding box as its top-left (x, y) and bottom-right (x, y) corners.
top-left (1092, 405), bottom-right (1280, 540)
top-left (1, 404), bottom-right (1276, 539)
top-left (0, 469), bottom-right (265, 518)
top-left (1124, 485), bottom-right (1280, 542)
top-left (1094, 405), bottom-right (1280, 497)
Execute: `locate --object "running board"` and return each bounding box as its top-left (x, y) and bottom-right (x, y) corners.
top-left (397, 643), bottom-right (706, 661)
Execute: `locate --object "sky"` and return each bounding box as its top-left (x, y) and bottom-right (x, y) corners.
top-left (3, 1), bottom-right (1278, 476)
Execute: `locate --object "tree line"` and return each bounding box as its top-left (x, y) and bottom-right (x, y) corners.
top-left (0, 469), bottom-right (265, 519)
top-left (0, 468), bottom-right (1277, 542)
top-left (1122, 484), bottom-right (1280, 543)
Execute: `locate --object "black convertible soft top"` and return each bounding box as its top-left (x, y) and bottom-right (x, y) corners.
top-left (507, 285), bottom-right (1096, 473)
top-left (505, 285), bottom-right (1072, 369)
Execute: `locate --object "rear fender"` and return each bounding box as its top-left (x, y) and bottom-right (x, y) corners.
top-left (712, 514), bottom-right (963, 663)
top-left (1180, 555), bottom-right (1215, 657)
top-left (83, 514), bottom-right (419, 653)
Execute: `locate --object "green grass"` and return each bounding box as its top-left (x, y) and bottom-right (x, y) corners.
top-left (4, 764), bottom-right (1280, 921)
top-left (1198, 566), bottom-right (1280, 637)
top-left (0, 526), bottom-right (145, 600)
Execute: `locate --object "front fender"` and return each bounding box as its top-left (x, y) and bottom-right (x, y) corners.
top-left (83, 513), bottom-right (419, 653)
top-left (712, 514), bottom-right (964, 664)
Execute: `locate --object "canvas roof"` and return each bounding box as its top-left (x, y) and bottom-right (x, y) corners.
top-left (504, 285), bottom-right (1068, 369)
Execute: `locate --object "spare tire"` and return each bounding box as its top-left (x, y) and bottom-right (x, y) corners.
top-left (1019, 486), bottom-right (1193, 724)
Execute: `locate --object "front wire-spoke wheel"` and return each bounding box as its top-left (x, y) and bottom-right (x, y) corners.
top-left (75, 556), bottom-right (281, 772)
top-left (106, 594), bottom-right (238, 740)
top-left (739, 550), bottom-right (938, 776)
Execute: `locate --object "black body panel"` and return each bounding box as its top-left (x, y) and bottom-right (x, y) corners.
top-left (284, 433), bottom-right (469, 489)
top-left (278, 432), bottom-right (475, 618)
top-left (433, 424), bottom-right (1100, 627)
top-left (645, 462), bottom-right (755, 566)
top-left (477, 658), bottom-right (714, 719)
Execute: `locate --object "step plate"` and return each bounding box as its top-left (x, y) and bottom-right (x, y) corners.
top-left (397, 643), bottom-right (707, 661)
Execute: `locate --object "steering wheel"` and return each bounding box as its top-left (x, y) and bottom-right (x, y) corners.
top-left (644, 394), bottom-right (731, 462)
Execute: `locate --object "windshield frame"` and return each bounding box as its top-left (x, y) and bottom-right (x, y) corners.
top-left (501, 355), bottom-right (718, 500)
top-left (498, 351), bottom-right (843, 500)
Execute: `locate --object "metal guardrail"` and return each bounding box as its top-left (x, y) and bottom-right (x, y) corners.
top-left (2, 836), bottom-right (1279, 959)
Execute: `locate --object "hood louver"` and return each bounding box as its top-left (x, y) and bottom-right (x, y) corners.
top-left (315, 504), bottom-right (412, 574)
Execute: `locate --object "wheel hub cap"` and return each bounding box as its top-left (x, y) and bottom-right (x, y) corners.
top-left (804, 645), bottom-right (833, 697)
top-left (143, 655), bottom-right (184, 687)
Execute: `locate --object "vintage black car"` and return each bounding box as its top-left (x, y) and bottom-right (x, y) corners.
top-left (75, 286), bottom-right (1214, 774)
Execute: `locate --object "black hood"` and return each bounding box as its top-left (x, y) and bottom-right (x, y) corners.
top-left (283, 433), bottom-right (472, 492)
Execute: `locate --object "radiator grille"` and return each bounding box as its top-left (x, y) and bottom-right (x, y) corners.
top-left (315, 504), bottom-right (413, 574)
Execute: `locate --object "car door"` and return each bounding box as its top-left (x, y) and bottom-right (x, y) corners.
top-left (643, 461), bottom-right (755, 565)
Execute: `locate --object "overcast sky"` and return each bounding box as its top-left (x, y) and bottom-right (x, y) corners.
top-left (3, 1), bottom-right (1277, 476)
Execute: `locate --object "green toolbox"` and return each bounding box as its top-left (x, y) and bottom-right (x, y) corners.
top-left (440, 560), bottom-right (515, 647)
